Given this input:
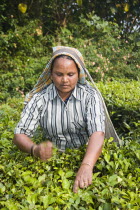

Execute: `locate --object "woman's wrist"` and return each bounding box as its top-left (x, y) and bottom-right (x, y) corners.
top-left (81, 162), bottom-right (93, 170)
top-left (30, 144), bottom-right (37, 156)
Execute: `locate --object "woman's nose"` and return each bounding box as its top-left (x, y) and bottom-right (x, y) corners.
top-left (62, 76), bottom-right (68, 82)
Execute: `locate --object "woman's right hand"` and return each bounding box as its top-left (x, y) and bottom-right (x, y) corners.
top-left (34, 141), bottom-right (53, 161)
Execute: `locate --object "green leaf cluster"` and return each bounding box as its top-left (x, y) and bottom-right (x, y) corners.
top-left (0, 138), bottom-right (139, 209)
top-left (97, 80), bottom-right (140, 140)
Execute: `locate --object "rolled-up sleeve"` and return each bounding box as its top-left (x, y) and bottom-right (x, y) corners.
top-left (14, 95), bottom-right (41, 137)
top-left (86, 90), bottom-right (105, 136)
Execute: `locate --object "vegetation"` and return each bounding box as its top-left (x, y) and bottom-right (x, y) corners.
top-left (0, 137), bottom-right (140, 209)
top-left (0, 1), bottom-right (140, 209)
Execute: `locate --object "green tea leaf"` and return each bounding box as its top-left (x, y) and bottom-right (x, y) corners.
top-left (62, 178), bottom-right (70, 190)
top-left (103, 203), bottom-right (111, 210)
top-left (0, 182), bottom-right (6, 193)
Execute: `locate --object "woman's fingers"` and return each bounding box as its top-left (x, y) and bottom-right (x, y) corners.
top-left (73, 179), bottom-right (79, 193)
top-left (73, 177), bottom-right (90, 193)
top-left (83, 180), bottom-right (89, 188)
top-left (73, 164), bottom-right (93, 193)
top-left (78, 179), bottom-right (89, 189)
top-left (79, 180), bottom-right (85, 189)
top-left (41, 141), bottom-right (53, 160)
top-left (34, 141), bottom-right (53, 161)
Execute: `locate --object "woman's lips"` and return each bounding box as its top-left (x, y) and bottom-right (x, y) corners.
top-left (61, 85), bottom-right (69, 87)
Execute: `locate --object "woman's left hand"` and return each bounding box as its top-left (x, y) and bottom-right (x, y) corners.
top-left (73, 164), bottom-right (93, 193)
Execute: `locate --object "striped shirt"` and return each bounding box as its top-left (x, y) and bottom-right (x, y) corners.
top-left (15, 83), bottom-right (105, 151)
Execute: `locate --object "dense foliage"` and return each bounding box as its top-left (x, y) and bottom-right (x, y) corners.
top-left (97, 80), bottom-right (140, 141)
top-left (0, 138), bottom-right (140, 209)
top-left (0, 0), bottom-right (139, 37)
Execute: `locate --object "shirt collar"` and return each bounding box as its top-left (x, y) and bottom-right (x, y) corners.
top-left (71, 84), bottom-right (81, 101)
top-left (48, 83), bottom-right (81, 101)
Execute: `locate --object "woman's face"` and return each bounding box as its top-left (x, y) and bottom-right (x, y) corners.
top-left (51, 57), bottom-right (79, 99)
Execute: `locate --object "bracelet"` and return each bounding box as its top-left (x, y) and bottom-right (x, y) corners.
top-left (30, 144), bottom-right (36, 156)
top-left (81, 163), bottom-right (93, 169)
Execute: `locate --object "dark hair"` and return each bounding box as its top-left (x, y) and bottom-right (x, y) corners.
top-left (50, 55), bottom-right (80, 74)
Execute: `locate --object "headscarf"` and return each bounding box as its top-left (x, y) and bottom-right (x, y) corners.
top-left (25, 46), bottom-right (121, 144)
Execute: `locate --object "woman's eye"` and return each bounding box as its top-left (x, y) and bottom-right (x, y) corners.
top-left (56, 73), bottom-right (62, 76)
top-left (69, 74), bottom-right (74, 76)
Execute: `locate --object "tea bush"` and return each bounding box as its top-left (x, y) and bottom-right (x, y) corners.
top-left (97, 80), bottom-right (140, 141)
top-left (0, 136), bottom-right (140, 209)
top-left (0, 20), bottom-right (51, 58)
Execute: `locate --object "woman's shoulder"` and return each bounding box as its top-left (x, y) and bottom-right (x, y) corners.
top-left (77, 82), bottom-right (97, 96)
top-left (36, 83), bottom-right (53, 96)
top-left (32, 83), bottom-right (53, 101)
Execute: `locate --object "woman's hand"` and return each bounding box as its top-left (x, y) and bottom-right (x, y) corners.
top-left (73, 132), bottom-right (104, 193)
top-left (34, 141), bottom-right (53, 161)
top-left (73, 164), bottom-right (93, 193)
top-left (13, 134), bottom-right (53, 161)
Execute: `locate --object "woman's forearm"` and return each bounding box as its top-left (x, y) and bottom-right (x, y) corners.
top-left (81, 131), bottom-right (104, 169)
top-left (13, 134), bottom-right (35, 154)
top-left (73, 131), bottom-right (104, 192)
top-left (13, 134), bottom-right (53, 160)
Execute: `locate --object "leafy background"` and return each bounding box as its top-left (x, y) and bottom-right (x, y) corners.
top-left (0, 0), bottom-right (140, 209)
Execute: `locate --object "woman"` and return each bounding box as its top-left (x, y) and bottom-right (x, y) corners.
top-left (13, 46), bottom-right (120, 193)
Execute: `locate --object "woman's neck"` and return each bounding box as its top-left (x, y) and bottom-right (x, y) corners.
top-left (57, 90), bottom-right (72, 101)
